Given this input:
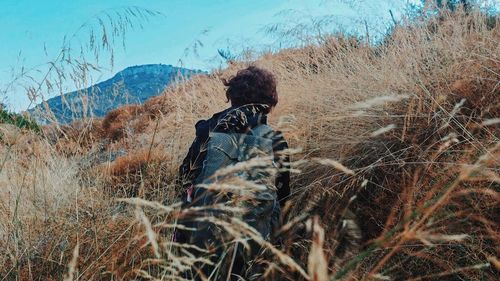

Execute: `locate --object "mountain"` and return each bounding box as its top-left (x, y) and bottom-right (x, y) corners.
top-left (30, 64), bottom-right (204, 124)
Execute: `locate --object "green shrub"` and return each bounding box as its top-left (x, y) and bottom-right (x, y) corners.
top-left (0, 108), bottom-right (41, 133)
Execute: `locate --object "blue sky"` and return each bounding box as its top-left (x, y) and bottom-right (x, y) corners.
top-left (0, 0), bottom-right (405, 111)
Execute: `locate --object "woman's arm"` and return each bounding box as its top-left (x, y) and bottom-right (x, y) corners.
top-left (272, 131), bottom-right (291, 206)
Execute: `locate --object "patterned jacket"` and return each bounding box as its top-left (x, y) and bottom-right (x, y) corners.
top-left (178, 104), bottom-right (291, 206)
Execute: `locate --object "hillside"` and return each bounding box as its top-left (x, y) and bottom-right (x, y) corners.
top-left (1, 9), bottom-right (499, 281)
top-left (29, 64), bottom-right (203, 124)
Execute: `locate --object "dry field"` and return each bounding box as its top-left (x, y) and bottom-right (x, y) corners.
top-left (0, 9), bottom-right (499, 280)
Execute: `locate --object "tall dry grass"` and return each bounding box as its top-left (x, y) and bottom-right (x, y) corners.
top-left (0, 6), bottom-right (498, 281)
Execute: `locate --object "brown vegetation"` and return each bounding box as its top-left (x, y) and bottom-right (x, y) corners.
top-left (1, 9), bottom-right (498, 281)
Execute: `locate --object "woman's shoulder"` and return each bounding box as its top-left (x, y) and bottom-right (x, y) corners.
top-left (194, 108), bottom-right (230, 137)
top-left (194, 119), bottom-right (209, 138)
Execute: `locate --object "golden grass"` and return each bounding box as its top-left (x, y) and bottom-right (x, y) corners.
top-left (1, 8), bottom-right (498, 280)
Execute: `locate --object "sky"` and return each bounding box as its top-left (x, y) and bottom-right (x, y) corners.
top-left (0, 0), bottom-right (407, 112)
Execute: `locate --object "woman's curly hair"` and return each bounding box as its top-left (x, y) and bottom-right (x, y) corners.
top-left (223, 66), bottom-right (278, 113)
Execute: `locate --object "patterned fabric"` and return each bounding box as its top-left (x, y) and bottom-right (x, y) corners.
top-left (177, 104), bottom-right (290, 207)
top-left (177, 104), bottom-right (287, 280)
top-left (214, 104), bottom-right (269, 133)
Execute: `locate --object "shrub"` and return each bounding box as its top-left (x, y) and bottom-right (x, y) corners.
top-left (0, 108), bottom-right (40, 133)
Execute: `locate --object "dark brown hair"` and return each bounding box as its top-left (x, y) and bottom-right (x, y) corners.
top-left (223, 66), bottom-right (278, 113)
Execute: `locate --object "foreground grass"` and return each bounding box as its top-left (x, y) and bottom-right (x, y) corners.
top-left (1, 8), bottom-right (499, 280)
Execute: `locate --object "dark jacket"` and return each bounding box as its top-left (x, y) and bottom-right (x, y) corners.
top-left (176, 105), bottom-right (290, 279)
top-left (178, 104), bottom-right (291, 206)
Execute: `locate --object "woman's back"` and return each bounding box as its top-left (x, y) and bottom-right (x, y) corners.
top-left (175, 67), bottom-right (290, 280)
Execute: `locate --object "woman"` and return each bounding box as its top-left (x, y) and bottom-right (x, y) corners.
top-left (177, 65), bottom-right (290, 280)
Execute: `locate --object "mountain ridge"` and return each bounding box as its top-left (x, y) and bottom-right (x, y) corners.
top-left (30, 64), bottom-right (204, 124)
